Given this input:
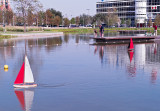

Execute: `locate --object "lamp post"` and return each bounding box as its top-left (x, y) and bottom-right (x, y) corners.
top-left (86, 9), bottom-right (90, 26)
top-left (3, 8), bottom-right (6, 33)
top-left (83, 14), bottom-right (84, 27)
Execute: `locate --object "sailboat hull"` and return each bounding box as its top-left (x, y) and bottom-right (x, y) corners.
top-left (13, 84), bottom-right (37, 88)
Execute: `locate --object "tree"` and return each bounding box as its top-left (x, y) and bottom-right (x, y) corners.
top-left (148, 18), bottom-right (152, 27)
top-left (27, 10), bottom-right (34, 26)
top-left (70, 18), bottom-right (75, 24)
top-left (13, 0), bottom-right (42, 32)
top-left (75, 16), bottom-right (80, 26)
top-left (5, 10), bottom-right (13, 25)
top-left (37, 11), bottom-right (45, 26)
top-left (121, 19), bottom-right (125, 24)
top-left (79, 14), bottom-right (88, 26)
top-left (0, 11), bottom-right (2, 23)
top-left (46, 9), bottom-right (54, 26)
top-left (154, 14), bottom-right (160, 26)
top-left (50, 8), bottom-right (62, 18)
top-left (53, 16), bottom-right (61, 26)
top-left (105, 8), bottom-right (119, 27)
top-left (126, 19), bottom-right (131, 27)
top-left (64, 18), bottom-right (70, 27)
top-left (92, 13), bottom-right (106, 25)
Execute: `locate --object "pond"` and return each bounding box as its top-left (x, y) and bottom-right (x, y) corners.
top-left (0, 34), bottom-right (160, 111)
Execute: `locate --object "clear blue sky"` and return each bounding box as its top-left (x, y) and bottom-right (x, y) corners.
top-left (39, 0), bottom-right (101, 18)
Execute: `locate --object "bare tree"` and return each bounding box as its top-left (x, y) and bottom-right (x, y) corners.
top-left (75, 16), bottom-right (80, 26)
top-left (13, 0), bottom-right (42, 32)
top-left (148, 18), bottom-right (152, 27)
top-left (105, 8), bottom-right (119, 27)
top-left (154, 14), bottom-right (160, 26)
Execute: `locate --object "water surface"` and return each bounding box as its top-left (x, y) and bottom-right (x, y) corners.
top-left (0, 34), bottom-right (160, 111)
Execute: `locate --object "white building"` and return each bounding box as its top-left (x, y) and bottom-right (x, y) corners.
top-left (96, 0), bottom-right (160, 27)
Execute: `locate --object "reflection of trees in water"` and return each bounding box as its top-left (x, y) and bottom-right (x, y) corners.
top-left (45, 37), bottom-right (62, 51)
top-left (0, 37), bottom-right (62, 79)
top-left (0, 40), bottom-right (17, 64)
top-left (27, 37), bottom-right (62, 52)
top-left (0, 39), bottom-right (15, 47)
top-left (27, 37), bottom-right (62, 46)
top-left (63, 34), bottom-right (69, 43)
top-left (63, 34), bottom-right (92, 44)
top-left (77, 34), bottom-right (91, 43)
top-left (27, 37), bottom-right (62, 79)
top-left (75, 35), bottom-right (80, 43)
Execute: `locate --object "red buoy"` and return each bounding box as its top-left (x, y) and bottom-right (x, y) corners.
top-left (128, 38), bottom-right (134, 51)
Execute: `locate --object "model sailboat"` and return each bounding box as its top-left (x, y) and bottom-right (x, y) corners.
top-left (13, 56), bottom-right (37, 88)
top-left (14, 89), bottom-right (34, 110)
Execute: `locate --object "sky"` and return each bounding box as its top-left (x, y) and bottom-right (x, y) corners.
top-left (39, 0), bottom-right (101, 18)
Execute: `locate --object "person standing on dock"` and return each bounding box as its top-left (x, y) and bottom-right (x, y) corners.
top-left (99, 25), bottom-right (104, 37)
top-left (153, 25), bottom-right (157, 36)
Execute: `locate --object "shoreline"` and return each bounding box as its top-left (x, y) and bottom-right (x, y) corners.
top-left (2, 32), bottom-right (64, 40)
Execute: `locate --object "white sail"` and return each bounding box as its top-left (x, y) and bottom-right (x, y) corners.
top-left (24, 56), bottom-right (34, 83)
top-left (24, 89), bottom-right (34, 111)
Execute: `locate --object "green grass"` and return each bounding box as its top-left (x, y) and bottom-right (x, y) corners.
top-left (0, 26), bottom-right (158, 35)
top-left (0, 34), bottom-right (14, 39)
top-left (44, 28), bottom-right (94, 34)
top-left (44, 27), bottom-right (156, 34)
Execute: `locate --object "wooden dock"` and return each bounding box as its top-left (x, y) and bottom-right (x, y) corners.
top-left (93, 36), bottom-right (156, 44)
top-left (118, 30), bottom-right (147, 34)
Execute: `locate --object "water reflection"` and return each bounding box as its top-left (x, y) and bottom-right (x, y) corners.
top-left (127, 51), bottom-right (136, 77)
top-left (93, 42), bottom-right (160, 84)
top-left (94, 46), bottom-right (104, 63)
top-left (0, 37), bottom-right (63, 80)
top-left (14, 89), bottom-right (35, 111)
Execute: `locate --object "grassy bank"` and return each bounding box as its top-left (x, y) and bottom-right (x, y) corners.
top-left (0, 34), bottom-right (14, 39)
top-left (0, 26), bottom-right (159, 34)
top-left (44, 28), bottom-right (94, 34)
top-left (44, 27), bottom-right (157, 34)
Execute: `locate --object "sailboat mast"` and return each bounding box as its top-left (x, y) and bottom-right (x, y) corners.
top-left (24, 40), bottom-right (26, 84)
top-left (25, 40), bottom-right (27, 56)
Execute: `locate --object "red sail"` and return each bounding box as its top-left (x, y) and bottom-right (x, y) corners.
top-left (14, 62), bottom-right (25, 84)
top-left (129, 38), bottom-right (134, 49)
top-left (14, 90), bottom-right (25, 110)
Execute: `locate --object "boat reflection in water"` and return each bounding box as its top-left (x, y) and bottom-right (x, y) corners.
top-left (127, 50), bottom-right (136, 77)
top-left (14, 89), bottom-right (34, 111)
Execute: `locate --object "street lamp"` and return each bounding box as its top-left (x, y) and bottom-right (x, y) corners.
top-left (86, 9), bottom-right (90, 25)
top-left (3, 8), bottom-right (6, 33)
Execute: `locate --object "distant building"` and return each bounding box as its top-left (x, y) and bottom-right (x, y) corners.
top-left (0, 0), bottom-right (11, 10)
top-left (96, 0), bottom-right (160, 27)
